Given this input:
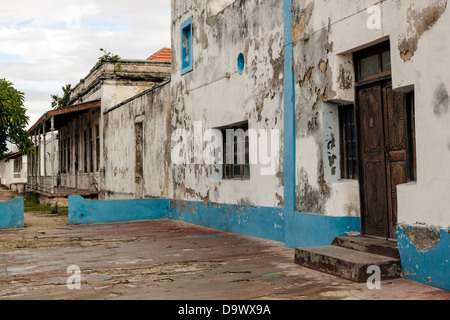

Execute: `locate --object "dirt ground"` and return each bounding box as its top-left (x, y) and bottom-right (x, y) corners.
top-left (24, 211), bottom-right (68, 231)
top-left (0, 189), bottom-right (14, 203)
top-left (0, 189), bottom-right (68, 232)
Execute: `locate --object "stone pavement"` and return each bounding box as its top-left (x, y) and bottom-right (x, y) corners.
top-left (0, 218), bottom-right (449, 300)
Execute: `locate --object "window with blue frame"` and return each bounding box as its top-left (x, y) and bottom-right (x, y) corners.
top-left (181, 17), bottom-right (193, 75)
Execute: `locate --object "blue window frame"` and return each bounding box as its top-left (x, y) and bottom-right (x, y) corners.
top-left (181, 17), bottom-right (193, 75)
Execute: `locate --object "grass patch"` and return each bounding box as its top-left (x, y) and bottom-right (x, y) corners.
top-left (23, 192), bottom-right (68, 216)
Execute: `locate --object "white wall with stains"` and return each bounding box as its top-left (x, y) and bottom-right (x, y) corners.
top-left (103, 83), bottom-right (172, 200)
top-left (292, 0), bottom-right (450, 229)
top-left (170, 0), bottom-right (285, 208)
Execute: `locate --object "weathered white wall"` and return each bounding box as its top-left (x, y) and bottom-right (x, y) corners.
top-left (0, 156), bottom-right (27, 189)
top-left (0, 160), bottom-right (12, 186)
top-left (171, 0), bottom-right (284, 208)
top-left (103, 83), bottom-right (172, 200)
top-left (67, 59), bottom-right (171, 195)
top-left (0, 160), bottom-right (6, 185)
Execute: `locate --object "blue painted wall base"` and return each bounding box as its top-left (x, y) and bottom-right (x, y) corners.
top-left (67, 197), bottom-right (450, 291)
top-left (285, 211), bottom-right (361, 248)
top-left (397, 224), bottom-right (450, 291)
top-left (169, 200), bottom-right (285, 243)
top-left (0, 198), bottom-right (24, 229)
top-left (68, 196), bottom-right (360, 249)
top-left (68, 195), bottom-right (170, 225)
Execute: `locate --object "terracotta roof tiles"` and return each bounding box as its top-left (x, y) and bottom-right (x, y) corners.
top-left (147, 47), bottom-right (171, 62)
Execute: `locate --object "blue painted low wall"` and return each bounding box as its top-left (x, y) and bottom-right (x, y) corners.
top-left (169, 200), bottom-right (285, 243)
top-left (285, 211), bottom-right (361, 248)
top-left (0, 198), bottom-right (24, 229)
top-left (68, 195), bottom-right (170, 225)
top-left (67, 196), bottom-right (361, 247)
top-left (397, 224), bottom-right (450, 291)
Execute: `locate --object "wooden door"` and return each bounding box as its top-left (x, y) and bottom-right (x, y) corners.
top-left (357, 81), bottom-right (410, 239)
top-left (383, 84), bottom-right (410, 239)
top-left (135, 122), bottom-right (144, 199)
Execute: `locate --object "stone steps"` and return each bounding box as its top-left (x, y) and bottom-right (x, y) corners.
top-left (295, 236), bottom-right (402, 283)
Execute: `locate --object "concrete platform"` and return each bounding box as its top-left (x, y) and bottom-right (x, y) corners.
top-left (295, 245), bottom-right (402, 283)
top-left (332, 236), bottom-right (401, 259)
top-left (295, 236), bottom-right (403, 283)
top-left (0, 219), bottom-right (449, 300)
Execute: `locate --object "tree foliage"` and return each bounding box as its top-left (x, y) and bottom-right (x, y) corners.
top-left (51, 84), bottom-right (72, 110)
top-left (0, 78), bottom-right (35, 159)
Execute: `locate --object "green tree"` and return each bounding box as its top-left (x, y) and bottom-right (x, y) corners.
top-left (51, 84), bottom-right (72, 110)
top-left (0, 78), bottom-right (35, 159)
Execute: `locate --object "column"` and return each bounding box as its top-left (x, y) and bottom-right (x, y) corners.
top-left (43, 123), bottom-right (47, 177)
top-left (51, 116), bottom-right (55, 194)
top-left (37, 126), bottom-right (42, 190)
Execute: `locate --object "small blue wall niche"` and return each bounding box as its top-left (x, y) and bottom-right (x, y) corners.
top-left (181, 17), bottom-right (193, 75)
top-left (0, 198), bottom-right (24, 229)
top-left (237, 53), bottom-right (245, 73)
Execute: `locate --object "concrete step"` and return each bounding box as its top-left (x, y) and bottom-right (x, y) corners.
top-left (294, 245), bottom-right (402, 283)
top-left (332, 236), bottom-right (401, 259)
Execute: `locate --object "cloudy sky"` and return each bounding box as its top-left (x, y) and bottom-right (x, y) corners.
top-left (0, 0), bottom-right (171, 130)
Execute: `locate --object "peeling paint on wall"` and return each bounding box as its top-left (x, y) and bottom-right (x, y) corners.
top-left (397, 224), bottom-right (450, 290)
top-left (337, 64), bottom-right (353, 90)
top-left (402, 226), bottom-right (441, 252)
top-left (399, 0), bottom-right (448, 61)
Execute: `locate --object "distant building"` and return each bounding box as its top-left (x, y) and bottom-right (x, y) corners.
top-left (27, 50), bottom-right (171, 202)
top-left (0, 151), bottom-right (28, 193)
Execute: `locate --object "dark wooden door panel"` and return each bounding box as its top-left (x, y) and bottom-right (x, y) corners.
top-left (388, 160), bottom-right (407, 238)
top-left (357, 81), bottom-right (410, 239)
top-left (383, 85), bottom-right (409, 239)
top-left (358, 84), bottom-right (388, 238)
top-left (363, 161), bottom-right (388, 236)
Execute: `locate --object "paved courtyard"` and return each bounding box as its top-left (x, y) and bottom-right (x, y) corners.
top-left (0, 210), bottom-right (449, 301)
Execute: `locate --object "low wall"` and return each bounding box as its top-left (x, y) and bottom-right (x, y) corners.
top-left (68, 195), bottom-right (170, 225)
top-left (0, 198), bottom-right (24, 229)
top-left (66, 196), bottom-right (450, 291)
top-left (285, 211), bottom-right (361, 248)
top-left (169, 200), bottom-right (286, 243)
top-left (397, 224), bottom-right (450, 291)
top-left (67, 196), bottom-right (361, 248)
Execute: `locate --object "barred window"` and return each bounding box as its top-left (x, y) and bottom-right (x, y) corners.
top-left (13, 157), bottom-right (22, 173)
top-left (340, 105), bottom-right (358, 180)
top-left (222, 122), bottom-right (250, 180)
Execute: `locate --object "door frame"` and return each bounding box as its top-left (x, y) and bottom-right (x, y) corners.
top-left (355, 77), bottom-right (416, 240)
top-left (355, 78), bottom-right (391, 239)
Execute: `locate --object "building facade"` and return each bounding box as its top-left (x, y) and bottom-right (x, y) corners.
top-left (29, 0), bottom-right (450, 290)
top-left (0, 151), bottom-right (28, 192)
top-left (27, 56), bottom-right (171, 200)
top-left (166, 0), bottom-right (449, 289)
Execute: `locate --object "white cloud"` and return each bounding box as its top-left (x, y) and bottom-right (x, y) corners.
top-left (0, 0), bottom-right (171, 129)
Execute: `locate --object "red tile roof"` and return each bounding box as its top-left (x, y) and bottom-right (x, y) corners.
top-left (6, 151), bottom-right (22, 159)
top-left (28, 100), bottom-right (101, 133)
top-left (147, 47), bottom-right (171, 62)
